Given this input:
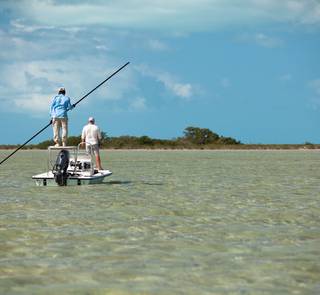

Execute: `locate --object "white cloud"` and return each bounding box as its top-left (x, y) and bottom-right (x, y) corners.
top-left (254, 33), bottom-right (284, 48)
top-left (173, 83), bottom-right (192, 98)
top-left (158, 73), bottom-right (193, 99)
top-left (130, 97), bottom-right (147, 111)
top-left (95, 45), bottom-right (109, 51)
top-left (136, 65), bottom-right (193, 99)
top-left (147, 39), bottom-right (169, 51)
top-left (10, 19), bottom-right (86, 35)
top-left (10, 19), bottom-right (55, 33)
top-left (237, 32), bottom-right (284, 48)
top-left (0, 23), bottom-right (89, 62)
top-left (0, 58), bottom-right (134, 116)
top-left (10, 0), bottom-right (320, 32)
top-left (13, 93), bottom-right (52, 114)
top-left (0, 23), bottom-right (134, 117)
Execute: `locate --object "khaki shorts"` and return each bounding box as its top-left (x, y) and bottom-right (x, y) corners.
top-left (86, 144), bottom-right (100, 156)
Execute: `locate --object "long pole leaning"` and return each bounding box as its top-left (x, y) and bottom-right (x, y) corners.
top-left (0, 62), bottom-right (130, 166)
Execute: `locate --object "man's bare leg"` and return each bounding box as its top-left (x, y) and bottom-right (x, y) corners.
top-left (96, 154), bottom-right (103, 170)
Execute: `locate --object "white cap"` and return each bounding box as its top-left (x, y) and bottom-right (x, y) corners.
top-left (88, 117), bottom-right (95, 123)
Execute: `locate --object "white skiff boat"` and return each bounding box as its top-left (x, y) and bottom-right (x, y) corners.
top-left (32, 144), bottom-right (112, 186)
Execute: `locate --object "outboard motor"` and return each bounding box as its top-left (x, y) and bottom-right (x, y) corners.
top-left (52, 149), bottom-right (70, 186)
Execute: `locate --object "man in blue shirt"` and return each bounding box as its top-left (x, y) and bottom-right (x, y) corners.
top-left (49, 87), bottom-right (74, 147)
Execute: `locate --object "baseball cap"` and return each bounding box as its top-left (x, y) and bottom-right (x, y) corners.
top-left (58, 87), bottom-right (65, 94)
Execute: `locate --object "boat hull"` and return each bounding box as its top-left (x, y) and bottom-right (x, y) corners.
top-left (32, 170), bottom-right (112, 186)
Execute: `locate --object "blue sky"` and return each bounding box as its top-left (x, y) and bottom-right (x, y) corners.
top-left (0, 0), bottom-right (319, 144)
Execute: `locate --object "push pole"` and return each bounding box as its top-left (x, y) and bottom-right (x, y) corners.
top-left (0, 62), bottom-right (130, 166)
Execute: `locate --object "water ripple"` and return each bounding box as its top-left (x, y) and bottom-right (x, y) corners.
top-left (0, 150), bottom-right (319, 294)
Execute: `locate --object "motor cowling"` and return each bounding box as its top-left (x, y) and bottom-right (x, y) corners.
top-left (52, 149), bottom-right (70, 186)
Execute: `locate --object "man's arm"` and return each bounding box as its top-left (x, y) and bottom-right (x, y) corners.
top-left (97, 128), bottom-right (102, 141)
top-left (49, 97), bottom-right (55, 116)
top-left (49, 97), bottom-right (56, 124)
top-left (97, 127), bottom-right (102, 147)
top-left (81, 127), bottom-right (86, 143)
top-left (67, 97), bottom-right (75, 111)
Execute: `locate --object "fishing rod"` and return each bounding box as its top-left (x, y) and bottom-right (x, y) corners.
top-left (0, 61), bottom-right (130, 166)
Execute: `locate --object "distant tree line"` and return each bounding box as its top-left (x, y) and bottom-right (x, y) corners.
top-left (0, 126), bottom-right (319, 150)
top-left (0, 127), bottom-right (241, 150)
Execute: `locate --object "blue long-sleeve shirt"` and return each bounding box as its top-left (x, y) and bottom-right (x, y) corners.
top-left (49, 94), bottom-right (73, 118)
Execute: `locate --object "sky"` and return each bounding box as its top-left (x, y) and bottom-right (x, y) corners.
top-left (0, 0), bottom-right (320, 144)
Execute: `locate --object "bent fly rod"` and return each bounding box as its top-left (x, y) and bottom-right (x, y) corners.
top-left (0, 61), bottom-right (130, 166)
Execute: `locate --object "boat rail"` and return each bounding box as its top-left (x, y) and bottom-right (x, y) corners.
top-left (47, 143), bottom-right (95, 176)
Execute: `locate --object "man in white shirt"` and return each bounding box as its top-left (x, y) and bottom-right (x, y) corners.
top-left (81, 117), bottom-right (103, 170)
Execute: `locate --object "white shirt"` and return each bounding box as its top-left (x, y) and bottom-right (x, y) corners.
top-left (81, 123), bottom-right (102, 145)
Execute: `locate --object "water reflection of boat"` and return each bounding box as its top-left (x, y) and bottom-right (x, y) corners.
top-left (32, 143), bottom-right (112, 186)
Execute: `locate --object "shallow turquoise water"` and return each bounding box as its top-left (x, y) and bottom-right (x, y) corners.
top-left (0, 150), bottom-right (319, 294)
